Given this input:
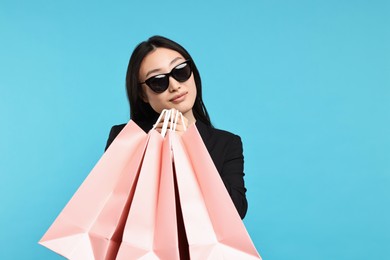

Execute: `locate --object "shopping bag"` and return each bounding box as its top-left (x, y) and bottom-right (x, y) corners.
top-left (154, 132), bottom-right (182, 259)
top-left (170, 125), bottom-right (262, 259)
top-left (116, 129), bottom-right (180, 260)
top-left (39, 120), bottom-right (150, 260)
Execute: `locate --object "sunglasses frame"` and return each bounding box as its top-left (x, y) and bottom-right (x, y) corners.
top-left (139, 59), bottom-right (193, 93)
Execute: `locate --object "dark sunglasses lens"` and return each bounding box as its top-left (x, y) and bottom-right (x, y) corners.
top-left (172, 62), bottom-right (192, 82)
top-left (145, 75), bottom-right (169, 93)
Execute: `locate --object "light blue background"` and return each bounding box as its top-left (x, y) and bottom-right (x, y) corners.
top-left (1, 0), bottom-right (389, 259)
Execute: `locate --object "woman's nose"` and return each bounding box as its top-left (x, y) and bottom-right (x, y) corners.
top-left (168, 77), bottom-right (180, 92)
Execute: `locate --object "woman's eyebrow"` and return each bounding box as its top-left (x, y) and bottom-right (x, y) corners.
top-left (169, 57), bottom-right (183, 66)
top-left (145, 57), bottom-right (184, 78)
top-left (145, 68), bottom-right (161, 78)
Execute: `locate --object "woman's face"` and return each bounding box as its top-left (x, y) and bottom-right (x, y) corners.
top-left (139, 47), bottom-right (197, 122)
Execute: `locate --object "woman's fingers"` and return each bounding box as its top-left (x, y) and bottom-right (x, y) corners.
top-left (154, 109), bottom-right (189, 134)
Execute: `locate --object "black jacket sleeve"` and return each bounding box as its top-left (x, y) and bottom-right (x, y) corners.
top-left (220, 134), bottom-right (248, 219)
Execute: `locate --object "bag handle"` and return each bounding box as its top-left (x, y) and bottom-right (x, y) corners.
top-left (170, 109), bottom-right (187, 132)
top-left (152, 109), bottom-right (186, 137)
top-left (153, 109), bottom-right (171, 137)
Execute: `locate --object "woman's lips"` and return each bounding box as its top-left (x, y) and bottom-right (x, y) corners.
top-left (170, 92), bottom-right (187, 103)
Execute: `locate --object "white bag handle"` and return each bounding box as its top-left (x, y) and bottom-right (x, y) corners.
top-left (171, 109), bottom-right (186, 132)
top-left (152, 109), bottom-right (186, 137)
top-left (152, 109), bottom-right (170, 137)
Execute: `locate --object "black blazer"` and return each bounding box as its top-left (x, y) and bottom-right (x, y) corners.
top-left (105, 120), bottom-right (248, 219)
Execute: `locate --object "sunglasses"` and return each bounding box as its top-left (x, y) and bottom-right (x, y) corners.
top-left (139, 60), bottom-right (193, 93)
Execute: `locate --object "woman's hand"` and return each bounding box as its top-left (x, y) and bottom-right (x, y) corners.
top-left (153, 109), bottom-right (189, 136)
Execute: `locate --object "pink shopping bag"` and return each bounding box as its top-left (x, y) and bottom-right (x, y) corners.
top-left (115, 130), bottom-right (180, 259)
top-left (39, 121), bottom-right (150, 260)
top-left (170, 125), bottom-right (262, 259)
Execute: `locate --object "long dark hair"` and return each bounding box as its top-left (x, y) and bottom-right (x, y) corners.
top-left (126, 35), bottom-right (212, 127)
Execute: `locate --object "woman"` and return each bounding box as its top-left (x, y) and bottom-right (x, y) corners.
top-left (105, 35), bottom-right (248, 219)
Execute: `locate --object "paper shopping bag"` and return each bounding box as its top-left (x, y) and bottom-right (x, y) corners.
top-left (116, 130), bottom-right (180, 260)
top-left (171, 126), bottom-right (262, 259)
top-left (39, 121), bottom-right (150, 260)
